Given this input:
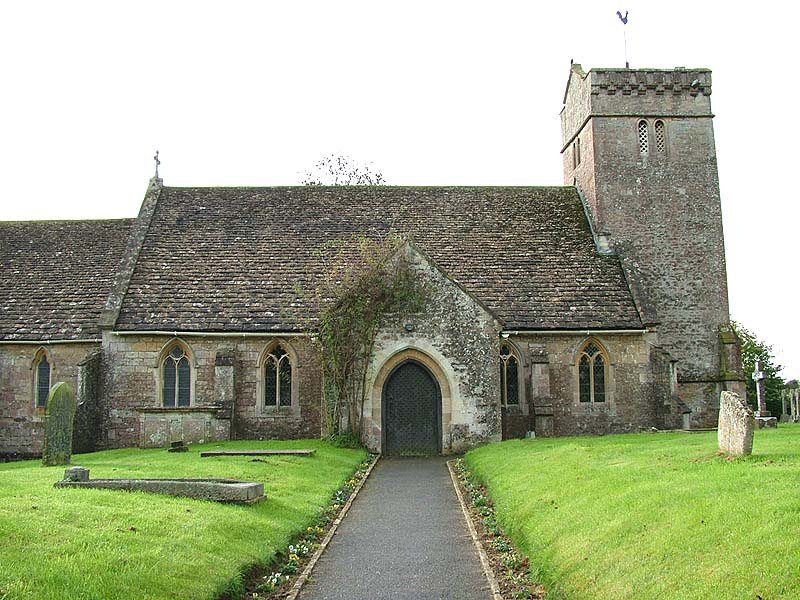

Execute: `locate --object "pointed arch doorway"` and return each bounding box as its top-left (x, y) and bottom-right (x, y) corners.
top-left (382, 360), bottom-right (442, 456)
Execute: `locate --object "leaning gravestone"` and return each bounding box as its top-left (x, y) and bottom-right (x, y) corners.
top-left (42, 382), bottom-right (77, 466)
top-left (718, 391), bottom-right (754, 456)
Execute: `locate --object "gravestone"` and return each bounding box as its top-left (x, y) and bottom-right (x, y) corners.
top-left (783, 386), bottom-right (800, 423)
top-left (42, 382), bottom-right (77, 466)
top-left (717, 391), bottom-right (754, 456)
top-left (55, 468), bottom-right (265, 504)
top-left (168, 440), bottom-right (188, 453)
top-left (63, 466), bottom-right (90, 482)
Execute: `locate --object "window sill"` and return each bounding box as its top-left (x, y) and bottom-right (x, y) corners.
top-left (136, 406), bottom-right (223, 414)
top-left (575, 403), bottom-right (613, 413)
top-left (258, 407), bottom-right (301, 419)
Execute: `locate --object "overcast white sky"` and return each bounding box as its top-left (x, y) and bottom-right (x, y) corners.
top-left (1, 1), bottom-right (797, 380)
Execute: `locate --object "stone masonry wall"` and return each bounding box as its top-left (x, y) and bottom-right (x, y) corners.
top-left (100, 333), bottom-right (321, 448)
top-left (592, 115), bottom-right (728, 370)
top-left (0, 343), bottom-right (97, 458)
top-left (519, 332), bottom-right (675, 436)
top-left (560, 65), bottom-right (592, 150)
top-left (562, 67), bottom-right (598, 219)
top-left (231, 337), bottom-right (322, 440)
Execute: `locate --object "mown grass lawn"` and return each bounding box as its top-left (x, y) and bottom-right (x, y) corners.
top-left (466, 425), bottom-right (800, 600)
top-left (0, 439), bottom-right (366, 600)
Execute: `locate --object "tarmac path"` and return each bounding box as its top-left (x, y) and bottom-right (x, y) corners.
top-left (296, 457), bottom-right (492, 600)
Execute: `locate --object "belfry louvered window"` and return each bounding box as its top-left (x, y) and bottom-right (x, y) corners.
top-left (264, 345), bottom-right (293, 408)
top-left (654, 120), bottom-right (666, 153)
top-left (500, 344), bottom-right (520, 406)
top-left (34, 351), bottom-right (51, 409)
top-left (637, 120), bottom-right (649, 154)
top-left (162, 344), bottom-right (191, 407)
top-left (578, 340), bottom-right (607, 404)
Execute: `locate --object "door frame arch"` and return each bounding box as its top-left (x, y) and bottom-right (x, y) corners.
top-left (381, 358), bottom-right (443, 456)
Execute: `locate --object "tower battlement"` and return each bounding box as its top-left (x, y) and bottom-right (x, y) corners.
top-left (562, 64), bottom-right (714, 149)
top-left (588, 67), bottom-right (712, 98)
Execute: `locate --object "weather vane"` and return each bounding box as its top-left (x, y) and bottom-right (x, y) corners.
top-left (617, 10), bottom-right (629, 68)
top-left (153, 150), bottom-right (161, 179)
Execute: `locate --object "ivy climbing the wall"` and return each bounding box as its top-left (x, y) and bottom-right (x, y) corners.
top-left (312, 233), bottom-right (426, 441)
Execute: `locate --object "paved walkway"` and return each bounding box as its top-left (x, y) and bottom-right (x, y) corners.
top-left (297, 457), bottom-right (492, 600)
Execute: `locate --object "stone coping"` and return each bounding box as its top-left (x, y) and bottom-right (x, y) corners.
top-left (54, 467), bottom-right (264, 504)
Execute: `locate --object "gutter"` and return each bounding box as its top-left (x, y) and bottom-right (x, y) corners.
top-left (0, 338), bottom-right (101, 345)
top-left (110, 330), bottom-right (308, 338)
top-left (501, 329), bottom-right (646, 336)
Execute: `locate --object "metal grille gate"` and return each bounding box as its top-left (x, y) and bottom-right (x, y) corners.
top-left (383, 361), bottom-right (441, 456)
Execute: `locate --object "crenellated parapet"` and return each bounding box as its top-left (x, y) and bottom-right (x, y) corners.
top-left (561, 65), bottom-right (714, 149)
top-left (589, 68), bottom-right (712, 97)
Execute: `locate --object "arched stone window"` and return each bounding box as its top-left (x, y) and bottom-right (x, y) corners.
top-left (637, 120), bottom-right (649, 154)
top-left (499, 343), bottom-right (520, 406)
top-left (654, 120), bottom-right (666, 153)
top-left (33, 349), bottom-right (51, 409)
top-left (578, 339), bottom-right (607, 404)
top-left (264, 345), bottom-right (293, 408)
top-left (161, 342), bottom-right (191, 407)
top-left (258, 342), bottom-right (298, 415)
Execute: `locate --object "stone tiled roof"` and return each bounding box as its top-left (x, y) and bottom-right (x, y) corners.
top-left (115, 186), bottom-right (643, 332)
top-left (0, 219), bottom-right (134, 340)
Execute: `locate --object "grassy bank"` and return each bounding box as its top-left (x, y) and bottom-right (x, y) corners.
top-left (465, 425), bottom-right (800, 600)
top-left (0, 439), bottom-right (366, 600)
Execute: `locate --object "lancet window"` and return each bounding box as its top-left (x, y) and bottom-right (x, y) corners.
top-left (500, 344), bottom-right (520, 406)
top-left (578, 340), bottom-right (607, 404)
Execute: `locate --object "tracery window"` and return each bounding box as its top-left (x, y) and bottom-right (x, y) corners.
top-left (654, 120), bottom-right (666, 153)
top-left (34, 350), bottom-right (51, 409)
top-left (161, 343), bottom-right (191, 407)
top-left (499, 344), bottom-right (519, 406)
top-left (578, 340), bottom-right (607, 404)
top-left (264, 345), bottom-right (293, 408)
top-left (637, 120), bottom-right (649, 154)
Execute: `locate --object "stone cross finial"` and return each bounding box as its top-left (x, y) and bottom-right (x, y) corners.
top-left (153, 150), bottom-right (160, 178)
top-left (752, 360), bottom-right (769, 417)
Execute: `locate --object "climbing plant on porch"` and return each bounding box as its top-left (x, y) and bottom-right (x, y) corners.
top-left (312, 233), bottom-right (426, 441)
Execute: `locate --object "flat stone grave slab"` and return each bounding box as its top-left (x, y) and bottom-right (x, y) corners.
top-left (199, 449), bottom-right (316, 457)
top-left (54, 467), bottom-right (264, 504)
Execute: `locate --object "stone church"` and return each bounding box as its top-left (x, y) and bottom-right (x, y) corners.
top-left (0, 64), bottom-right (745, 458)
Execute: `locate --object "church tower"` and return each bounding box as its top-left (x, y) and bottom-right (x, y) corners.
top-left (561, 64), bottom-right (744, 426)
